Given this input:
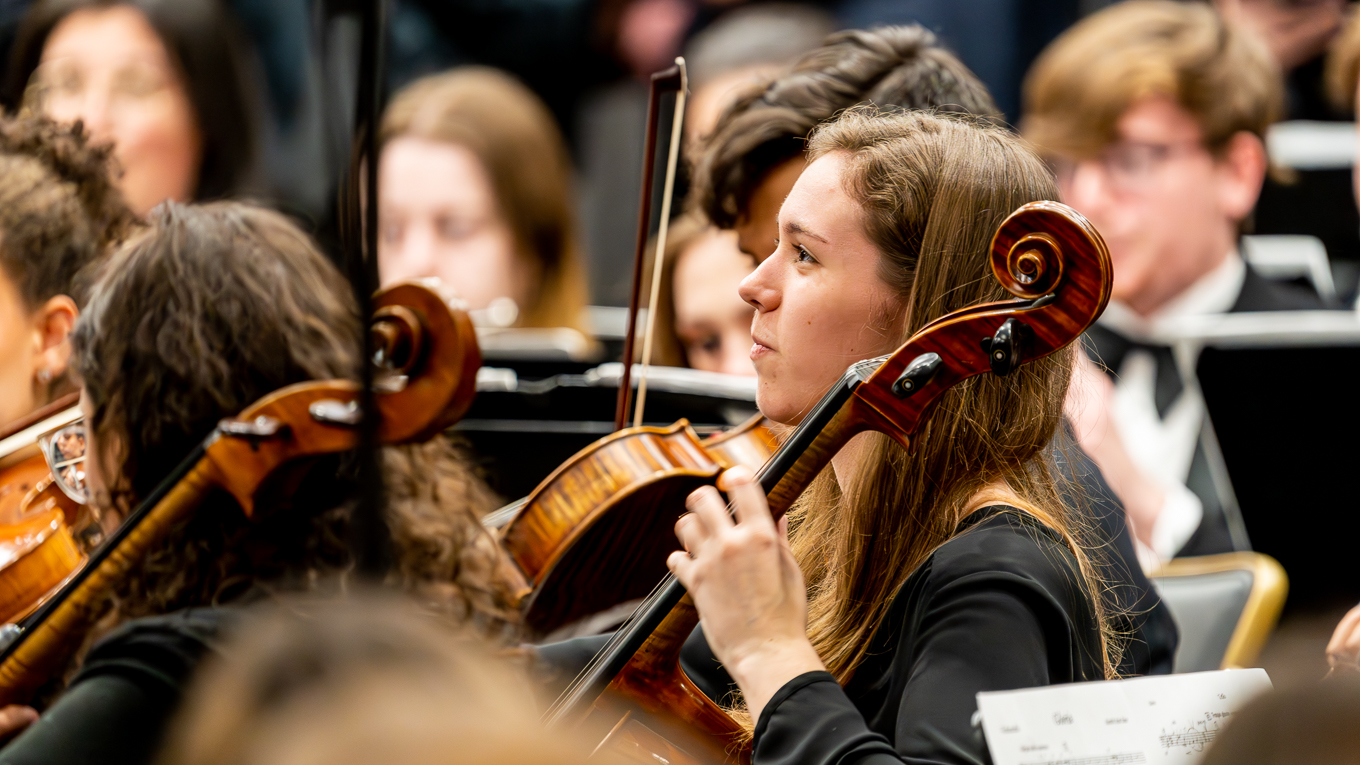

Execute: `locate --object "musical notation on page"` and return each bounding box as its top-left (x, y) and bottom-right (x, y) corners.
top-left (976, 669), bottom-right (1271, 765)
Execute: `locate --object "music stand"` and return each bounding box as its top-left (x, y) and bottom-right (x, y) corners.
top-left (1172, 311), bottom-right (1360, 611)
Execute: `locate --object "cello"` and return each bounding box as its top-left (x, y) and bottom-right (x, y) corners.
top-left (0, 280), bottom-right (481, 705)
top-left (542, 201), bottom-right (1113, 763)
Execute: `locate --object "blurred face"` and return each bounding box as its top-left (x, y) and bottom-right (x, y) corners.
top-left (0, 270), bottom-right (42, 426)
top-left (735, 156), bottom-right (806, 263)
top-left (739, 152), bottom-right (904, 425)
top-left (378, 137), bottom-right (536, 315)
top-left (1051, 96), bottom-right (1261, 316)
top-left (35, 5), bottom-right (203, 215)
top-left (672, 228), bottom-right (756, 376)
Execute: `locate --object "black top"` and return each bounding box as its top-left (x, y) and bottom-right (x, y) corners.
top-left (540, 506), bottom-right (1106, 765)
top-left (0, 608), bottom-right (237, 765)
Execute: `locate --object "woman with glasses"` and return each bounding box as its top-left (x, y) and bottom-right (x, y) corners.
top-left (5, 0), bottom-right (262, 217)
top-left (0, 201), bottom-right (528, 765)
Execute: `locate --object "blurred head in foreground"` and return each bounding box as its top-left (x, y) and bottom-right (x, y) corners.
top-left (379, 67), bottom-right (589, 332)
top-left (1200, 679), bottom-right (1360, 765)
top-left (8, 0), bottom-right (262, 216)
top-left (1024, 0), bottom-right (1282, 316)
top-left (158, 594), bottom-right (607, 765)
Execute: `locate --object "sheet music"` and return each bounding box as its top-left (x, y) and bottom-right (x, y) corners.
top-left (976, 669), bottom-right (1272, 765)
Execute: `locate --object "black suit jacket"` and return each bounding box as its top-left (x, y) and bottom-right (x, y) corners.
top-left (1086, 265), bottom-right (1331, 559)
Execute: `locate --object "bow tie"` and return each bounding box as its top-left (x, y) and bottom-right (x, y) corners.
top-left (1084, 324), bottom-right (1185, 418)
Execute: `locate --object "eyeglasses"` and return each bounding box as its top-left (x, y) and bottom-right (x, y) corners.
top-left (1049, 141), bottom-right (1206, 194)
top-left (38, 419), bottom-right (88, 505)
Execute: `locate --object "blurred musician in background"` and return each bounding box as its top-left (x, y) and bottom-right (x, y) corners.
top-left (0, 113), bottom-right (134, 428)
top-left (0, 202), bottom-right (526, 764)
top-left (5, 0), bottom-right (264, 216)
top-left (642, 212), bottom-right (756, 375)
top-left (1025, 0), bottom-right (1330, 565)
top-left (693, 24), bottom-right (998, 265)
top-left (378, 67), bottom-right (589, 333)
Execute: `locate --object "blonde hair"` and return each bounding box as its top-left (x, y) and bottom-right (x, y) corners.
top-left (1023, 1), bottom-right (1282, 158)
top-left (1326, 7), bottom-right (1360, 113)
top-left (381, 67), bottom-right (589, 332)
top-left (157, 594), bottom-right (612, 765)
top-left (786, 108), bottom-right (1115, 692)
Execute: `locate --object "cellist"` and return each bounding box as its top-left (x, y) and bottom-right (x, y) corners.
top-left (0, 202), bottom-right (527, 765)
top-left (544, 109), bottom-right (1114, 764)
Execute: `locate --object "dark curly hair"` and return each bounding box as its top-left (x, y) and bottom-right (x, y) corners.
top-left (0, 113), bottom-right (135, 309)
top-left (693, 25), bottom-right (1000, 229)
top-left (69, 202), bottom-right (524, 652)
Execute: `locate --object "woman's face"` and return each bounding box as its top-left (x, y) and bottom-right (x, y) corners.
top-left (739, 152), bottom-right (905, 425)
top-left (35, 5), bottom-right (203, 216)
top-left (378, 136), bottom-right (536, 316)
top-left (672, 228), bottom-right (756, 376)
top-left (0, 270), bottom-right (43, 426)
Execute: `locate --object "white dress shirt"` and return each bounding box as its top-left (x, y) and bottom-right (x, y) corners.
top-left (1097, 252), bottom-right (1245, 567)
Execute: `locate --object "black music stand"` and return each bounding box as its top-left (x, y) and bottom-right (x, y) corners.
top-left (1186, 311), bottom-right (1360, 611)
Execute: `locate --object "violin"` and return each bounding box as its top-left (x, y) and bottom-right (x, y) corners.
top-left (0, 394), bottom-right (87, 625)
top-left (0, 280), bottom-right (481, 705)
top-left (541, 201), bottom-right (1113, 763)
top-left (495, 413), bottom-right (779, 637)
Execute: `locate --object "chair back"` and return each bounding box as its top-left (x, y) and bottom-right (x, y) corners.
top-left (1150, 552), bottom-right (1287, 672)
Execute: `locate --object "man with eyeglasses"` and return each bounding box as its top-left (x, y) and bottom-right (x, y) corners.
top-left (1023, 0), bottom-right (1331, 566)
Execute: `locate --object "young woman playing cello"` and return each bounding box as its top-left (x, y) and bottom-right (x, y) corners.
top-left (0, 201), bottom-right (526, 764)
top-left (546, 108), bottom-right (1114, 764)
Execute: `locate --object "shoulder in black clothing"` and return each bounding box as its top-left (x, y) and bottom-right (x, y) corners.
top-left (752, 506), bottom-right (1105, 765)
top-left (0, 608), bottom-right (238, 765)
top-left (1231, 264), bottom-right (1334, 312)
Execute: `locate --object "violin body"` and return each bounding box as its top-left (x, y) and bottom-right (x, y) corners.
top-left (0, 397), bottom-right (89, 625)
top-left (501, 414), bottom-right (776, 637)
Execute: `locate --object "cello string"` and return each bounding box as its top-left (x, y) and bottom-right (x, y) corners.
top-left (632, 57), bottom-right (689, 428)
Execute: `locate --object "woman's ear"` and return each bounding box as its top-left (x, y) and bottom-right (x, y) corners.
top-left (33, 295), bottom-right (78, 385)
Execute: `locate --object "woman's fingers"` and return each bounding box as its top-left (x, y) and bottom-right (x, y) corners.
top-left (687, 484), bottom-right (734, 537)
top-left (0, 705), bottom-right (36, 743)
top-left (667, 549), bottom-right (696, 586)
top-left (725, 467), bottom-right (775, 530)
top-left (1327, 605), bottom-right (1360, 665)
top-left (674, 512), bottom-right (708, 553)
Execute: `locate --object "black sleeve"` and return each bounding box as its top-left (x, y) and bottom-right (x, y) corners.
top-left (0, 608), bottom-right (231, 765)
top-left (754, 574), bottom-right (1061, 765)
top-left (0, 674), bottom-right (175, 765)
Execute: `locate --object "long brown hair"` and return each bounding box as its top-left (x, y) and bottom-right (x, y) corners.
top-left (787, 108), bottom-right (1115, 687)
top-left (70, 202), bottom-right (524, 641)
top-left (381, 67), bottom-right (589, 332)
